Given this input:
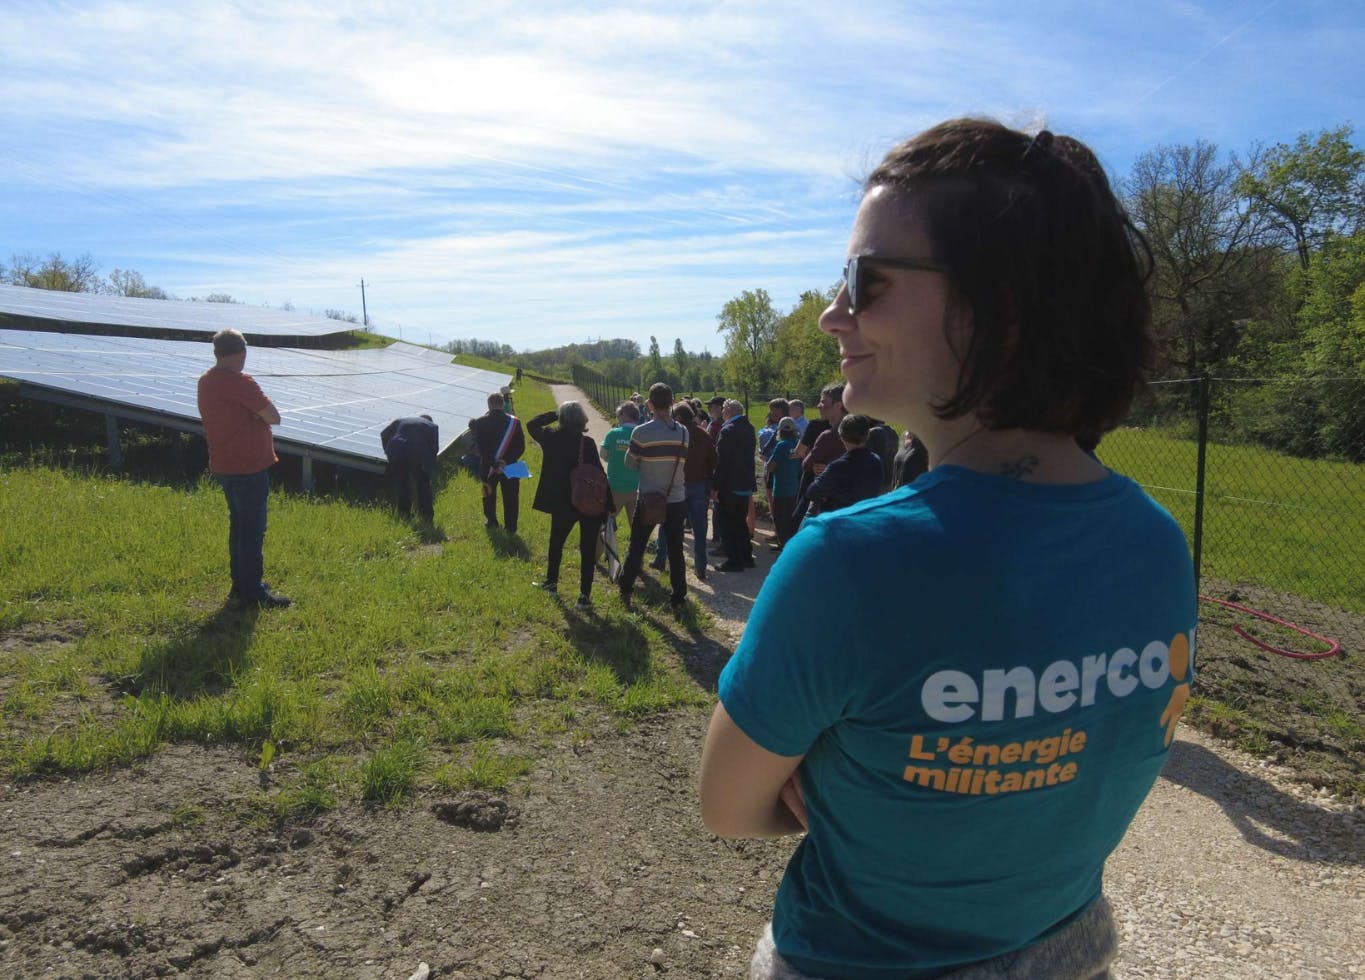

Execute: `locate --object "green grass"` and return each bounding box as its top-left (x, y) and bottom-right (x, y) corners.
top-left (0, 375), bottom-right (710, 813)
top-left (1100, 426), bottom-right (1364, 614)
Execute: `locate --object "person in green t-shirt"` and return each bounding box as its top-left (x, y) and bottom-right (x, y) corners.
top-left (600, 401), bottom-right (641, 516)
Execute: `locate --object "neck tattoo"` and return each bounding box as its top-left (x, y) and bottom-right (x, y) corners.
top-left (1000, 455), bottom-right (1040, 480)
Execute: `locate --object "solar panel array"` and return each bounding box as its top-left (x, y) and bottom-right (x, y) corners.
top-left (0, 283), bottom-right (352, 339)
top-left (0, 329), bottom-right (511, 470)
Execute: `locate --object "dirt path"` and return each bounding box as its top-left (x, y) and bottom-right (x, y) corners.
top-left (0, 388), bottom-right (1359, 978)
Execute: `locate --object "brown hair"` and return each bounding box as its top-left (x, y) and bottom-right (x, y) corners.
top-left (865, 118), bottom-right (1153, 436)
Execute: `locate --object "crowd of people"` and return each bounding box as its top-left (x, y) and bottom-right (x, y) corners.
top-left (198, 116), bottom-right (1197, 980)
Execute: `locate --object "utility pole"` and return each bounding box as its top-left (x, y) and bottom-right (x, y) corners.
top-left (358, 278), bottom-right (370, 330)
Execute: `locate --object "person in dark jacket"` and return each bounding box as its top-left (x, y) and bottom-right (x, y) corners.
top-left (380, 414), bottom-right (440, 523)
top-left (892, 430), bottom-right (930, 488)
top-left (528, 401), bottom-right (611, 609)
top-left (712, 399), bottom-right (757, 571)
top-left (805, 415), bottom-right (885, 517)
top-left (865, 419), bottom-right (899, 492)
top-left (471, 391), bottom-right (525, 532)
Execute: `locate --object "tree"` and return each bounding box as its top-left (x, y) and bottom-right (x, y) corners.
top-left (2, 251), bottom-right (105, 292)
top-left (716, 288), bottom-right (779, 394)
top-left (671, 338), bottom-right (690, 387)
top-left (1125, 142), bottom-right (1279, 376)
top-left (1238, 125), bottom-right (1365, 270)
top-left (107, 268), bottom-right (169, 299)
top-left (772, 288), bottom-right (840, 395)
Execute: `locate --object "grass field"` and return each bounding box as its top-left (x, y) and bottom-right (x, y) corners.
top-left (0, 375), bottom-right (711, 819)
top-left (1100, 426), bottom-right (1364, 620)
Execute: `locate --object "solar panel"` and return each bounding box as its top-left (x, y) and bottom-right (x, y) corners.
top-left (0, 329), bottom-right (512, 474)
top-left (0, 283), bottom-right (352, 339)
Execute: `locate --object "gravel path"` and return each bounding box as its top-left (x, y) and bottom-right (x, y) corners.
top-left (552, 383), bottom-right (1365, 979)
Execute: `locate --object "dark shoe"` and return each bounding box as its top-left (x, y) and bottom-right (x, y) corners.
top-left (254, 587), bottom-right (292, 609)
top-left (670, 598), bottom-right (687, 613)
top-left (717, 561), bottom-right (746, 572)
top-left (575, 595), bottom-right (592, 610)
top-left (695, 566), bottom-right (707, 581)
top-left (534, 580), bottom-right (558, 591)
top-left (619, 589), bottom-right (633, 610)
top-left (650, 559), bottom-right (667, 571)
top-left (744, 558), bottom-right (757, 568)
top-left (485, 520), bottom-right (500, 528)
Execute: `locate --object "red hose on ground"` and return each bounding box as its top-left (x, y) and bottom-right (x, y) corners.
top-left (1198, 594), bottom-right (1342, 660)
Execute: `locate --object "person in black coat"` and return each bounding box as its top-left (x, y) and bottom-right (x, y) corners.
top-left (471, 391), bottom-right (525, 532)
top-left (805, 415), bottom-right (885, 517)
top-left (711, 399), bottom-right (757, 571)
top-left (528, 401), bottom-right (612, 609)
top-left (380, 414), bottom-right (439, 523)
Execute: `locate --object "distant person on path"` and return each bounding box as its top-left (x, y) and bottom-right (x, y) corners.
top-left (650, 401), bottom-right (718, 580)
top-left (892, 430), bottom-right (929, 488)
top-left (600, 401), bottom-right (641, 517)
top-left (706, 395), bottom-right (728, 545)
top-left (712, 399), bottom-right (757, 572)
top-left (619, 383), bottom-right (690, 611)
top-left (804, 414), bottom-right (884, 517)
top-left (528, 401), bottom-right (611, 609)
top-left (865, 418), bottom-right (899, 492)
top-left (380, 414), bottom-right (439, 524)
top-left (764, 417), bottom-right (801, 550)
top-left (757, 398), bottom-right (790, 461)
top-left (197, 328), bottom-right (290, 608)
top-left (472, 392), bottom-right (525, 532)
top-left (792, 382), bottom-right (848, 531)
top-left (700, 119), bottom-right (1196, 980)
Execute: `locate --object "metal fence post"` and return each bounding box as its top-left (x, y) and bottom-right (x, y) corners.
top-left (1192, 374), bottom-right (1210, 597)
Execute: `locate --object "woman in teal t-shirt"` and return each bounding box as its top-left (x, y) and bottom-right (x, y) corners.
top-left (700, 119), bottom-right (1197, 980)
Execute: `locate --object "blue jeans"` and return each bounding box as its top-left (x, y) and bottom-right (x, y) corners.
top-left (651, 481), bottom-right (709, 571)
top-left (219, 470), bottom-right (270, 597)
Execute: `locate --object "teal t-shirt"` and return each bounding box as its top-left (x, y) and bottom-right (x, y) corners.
top-left (601, 424), bottom-right (638, 493)
top-left (719, 466), bottom-right (1196, 979)
top-left (769, 437), bottom-right (801, 498)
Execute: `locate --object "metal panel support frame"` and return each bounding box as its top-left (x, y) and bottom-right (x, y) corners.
top-left (104, 413), bottom-right (123, 469)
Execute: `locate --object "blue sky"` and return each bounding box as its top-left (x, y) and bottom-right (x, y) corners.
top-left (2, 0), bottom-right (1361, 354)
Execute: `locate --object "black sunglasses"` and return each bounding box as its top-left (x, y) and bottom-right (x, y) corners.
top-left (842, 254), bottom-right (948, 315)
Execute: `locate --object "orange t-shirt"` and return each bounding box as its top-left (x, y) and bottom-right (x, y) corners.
top-left (197, 367), bottom-right (279, 475)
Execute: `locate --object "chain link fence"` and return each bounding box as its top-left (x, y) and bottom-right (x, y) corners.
top-left (1086, 377), bottom-right (1363, 654)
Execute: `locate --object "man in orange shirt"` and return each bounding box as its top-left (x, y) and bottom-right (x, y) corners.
top-left (197, 329), bottom-right (291, 608)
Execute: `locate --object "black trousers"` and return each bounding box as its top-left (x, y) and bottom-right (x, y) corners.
top-left (771, 494), bottom-right (797, 546)
top-left (719, 493), bottom-right (753, 564)
top-left (387, 460), bottom-right (433, 522)
top-left (481, 472), bottom-right (520, 531)
top-left (546, 510), bottom-right (604, 597)
top-left (620, 500), bottom-right (687, 602)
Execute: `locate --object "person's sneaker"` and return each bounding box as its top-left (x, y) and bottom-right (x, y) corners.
top-left (744, 557), bottom-right (757, 568)
top-left (575, 595), bottom-right (592, 610)
top-left (534, 580), bottom-right (558, 591)
top-left (717, 561), bottom-right (746, 572)
top-left (695, 566), bottom-right (707, 581)
top-left (650, 559), bottom-right (667, 571)
top-left (670, 598), bottom-right (687, 613)
top-left (485, 520), bottom-right (499, 529)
